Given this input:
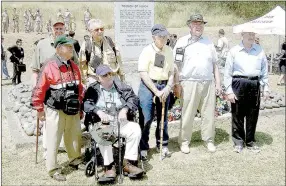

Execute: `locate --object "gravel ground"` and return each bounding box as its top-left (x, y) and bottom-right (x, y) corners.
top-left (1, 106), bottom-right (285, 185)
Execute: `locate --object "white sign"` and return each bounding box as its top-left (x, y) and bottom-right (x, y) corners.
top-left (114, 2), bottom-right (154, 61)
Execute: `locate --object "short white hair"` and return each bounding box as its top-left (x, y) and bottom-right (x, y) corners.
top-left (88, 19), bottom-right (104, 30)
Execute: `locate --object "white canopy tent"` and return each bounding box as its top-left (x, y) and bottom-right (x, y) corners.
top-left (233, 6), bottom-right (285, 73)
top-left (233, 6), bottom-right (285, 35)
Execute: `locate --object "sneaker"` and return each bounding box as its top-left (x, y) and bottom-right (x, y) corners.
top-left (247, 144), bottom-right (261, 153)
top-left (205, 141), bottom-right (216, 152)
top-left (156, 146), bottom-right (171, 157)
top-left (51, 172), bottom-right (66, 181)
top-left (140, 150), bottom-right (148, 161)
top-left (180, 142), bottom-right (190, 154)
top-left (233, 145), bottom-right (243, 153)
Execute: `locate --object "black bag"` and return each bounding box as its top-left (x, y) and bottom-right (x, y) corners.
top-left (17, 64), bottom-right (26, 72)
top-left (62, 83), bottom-right (80, 115)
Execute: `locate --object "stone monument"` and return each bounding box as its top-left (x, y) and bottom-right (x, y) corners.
top-left (114, 2), bottom-right (154, 61)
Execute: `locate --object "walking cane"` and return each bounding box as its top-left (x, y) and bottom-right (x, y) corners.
top-left (35, 116), bottom-right (39, 164)
top-left (159, 100), bottom-right (166, 161)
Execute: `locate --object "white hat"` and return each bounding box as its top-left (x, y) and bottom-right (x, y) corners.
top-left (241, 24), bottom-right (257, 33)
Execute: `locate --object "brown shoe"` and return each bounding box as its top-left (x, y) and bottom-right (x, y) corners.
top-left (51, 172), bottom-right (66, 181)
top-left (123, 159), bottom-right (144, 178)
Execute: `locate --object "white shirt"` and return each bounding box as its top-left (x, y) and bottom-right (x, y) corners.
top-left (173, 34), bottom-right (218, 81)
top-left (217, 36), bottom-right (229, 58)
top-left (224, 42), bottom-right (269, 94)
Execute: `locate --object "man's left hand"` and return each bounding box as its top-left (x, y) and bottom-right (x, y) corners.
top-left (118, 108), bottom-right (128, 123)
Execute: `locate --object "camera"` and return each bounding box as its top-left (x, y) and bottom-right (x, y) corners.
top-left (175, 47), bottom-right (185, 63)
top-left (63, 83), bottom-right (80, 115)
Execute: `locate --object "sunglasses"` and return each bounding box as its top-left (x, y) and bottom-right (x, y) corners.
top-left (93, 27), bottom-right (104, 32)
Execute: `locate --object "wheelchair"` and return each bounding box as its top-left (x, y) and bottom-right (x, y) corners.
top-left (82, 110), bottom-right (144, 183)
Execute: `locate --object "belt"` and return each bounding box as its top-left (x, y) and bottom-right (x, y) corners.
top-left (233, 75), bottom-right (259, 80)
top-left (151, 79), bottom-right (168, 85)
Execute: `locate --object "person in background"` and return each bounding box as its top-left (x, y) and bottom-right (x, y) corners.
top-left (255, 36), bottom-right (260, 45)
top-left (8, 39), bottom-right (24, 85)
top-left (277, 36), bottom-right (286, 85)
top-left (1, 36), bottom-right (11, 80)
top-left (68, 30), bottom-right (81, 55)
top-left (216, 29), bottom-right (229, 67)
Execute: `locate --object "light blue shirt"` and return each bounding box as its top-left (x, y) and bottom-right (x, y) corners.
top-left (224, 42), bottom-right (269, 94)
top-left (96, 84), bottom-right (123, 110)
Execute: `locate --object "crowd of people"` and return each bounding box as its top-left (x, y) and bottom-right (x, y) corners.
top-left (1, 8), bottom-right (92, 34)
top-left (1, 12), bottom-right (285, 183)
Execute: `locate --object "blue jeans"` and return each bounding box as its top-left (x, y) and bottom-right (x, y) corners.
top-left (138, 81), bottom-right (170, 151)
top-left (2, 59), bottom-right (10, 78)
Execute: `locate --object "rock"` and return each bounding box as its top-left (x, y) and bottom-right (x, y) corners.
top-left (27, 116), bottom-right (34, 123)
top-left (22, 121), bottom-right (30, 131)
top-left (260, 102), bottom-right (265, 110)
top-left (19, 105), bottom-right (29, 112)
top-left (271, 101), bottom-right (280, 108)
top-left (13, 104), bottom-right (21, 113)
top-left (264, 100), bottom-right (273, 109)
top-left (25, 123), bottom-right (35, 136)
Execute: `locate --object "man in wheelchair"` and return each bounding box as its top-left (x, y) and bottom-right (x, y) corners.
top-left (83, 64), bottom-right (144, 181)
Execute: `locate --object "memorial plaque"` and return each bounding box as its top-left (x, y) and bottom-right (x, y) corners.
top-left (114, 2), bottom-right (154, 61)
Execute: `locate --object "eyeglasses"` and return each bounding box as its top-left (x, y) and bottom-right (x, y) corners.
top-left (92, 27), bottom-right (104, 32)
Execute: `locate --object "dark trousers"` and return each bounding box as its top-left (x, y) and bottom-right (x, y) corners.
top-left (231, 77), bottom-right (260, 146)
top-left (138, 81), bottom-right (170, 150)
top-left (12, 63), bottom-right (21, 84)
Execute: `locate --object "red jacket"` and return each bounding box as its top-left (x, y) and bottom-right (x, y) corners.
top-left (32, 54), bottom-right (84, 112)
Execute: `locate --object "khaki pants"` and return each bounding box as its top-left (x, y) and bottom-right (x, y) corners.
top-left (98, 121), bottom-right (141, 165)
top-left (178, 80), bottom-right (216, 145)
top-left (45, 107), bottom-right (81, 176)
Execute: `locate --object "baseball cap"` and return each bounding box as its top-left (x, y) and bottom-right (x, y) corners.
top-left (96, 64), bottom-right (112, 76)
top-left (54, 35), bottom-right (74, 48)
top-left (151, 24), bottom-right (169, 36)
top-left (53, 21), bottom-right (65, 27)
top-left (186, 14), bottom-right (207, 25)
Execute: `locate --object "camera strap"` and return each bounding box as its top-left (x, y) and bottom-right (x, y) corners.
top-left (56, 55), bottom-right (77, 88)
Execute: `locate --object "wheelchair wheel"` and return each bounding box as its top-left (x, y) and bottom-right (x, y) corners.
top-left (85, 160), bottom-right (95, 177)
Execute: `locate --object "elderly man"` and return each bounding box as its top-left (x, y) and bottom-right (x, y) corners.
top-left (31, 21), bottom-right (78, 159)
top-left (83, 64), bottom-right (144, 182)
top-left (138, 24), bottom-right (174, 160)
top-left (32, 35), bottom-right (84, 181)
top-left (79, 19), bottom-right (124, 86)
top-left (224, 26), bottom-right (269, 153)
top-left (173, 14), bottom-right (221, 154)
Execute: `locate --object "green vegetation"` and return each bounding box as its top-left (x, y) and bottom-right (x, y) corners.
top-left (2, 2), bottom-right (285, 29)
